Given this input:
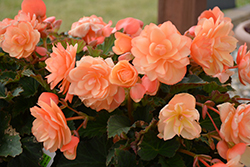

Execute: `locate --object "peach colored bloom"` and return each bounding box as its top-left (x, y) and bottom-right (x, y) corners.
top-left (68, 15), bottom-right (113, 45)
top-left (236, 43), bottom-right (250, 85)
top-left (14, 11), bottom-right (47, 32)
top-left (60, 136), bottom-right (79, 160)
top-left (141, 75), bottom-right (160, 96)
top-left (217, 102), bottom-right (250, 144)
top-left (109, 60), bottom-right (138, 87)
top-left (114, 17), bottom-right (143, 37)
top-left (0, 18), bottom-right (14, 35)
top-left (1, 21), bottom-right (40, 59)
top-left (112, 32), bottom-right (132, 55)
top-left (157, 93), bottom-right (201, 140)
top-left (21, 0), bottom-right (46, 20)
top-left (44, 16), bottom-right (62, 33)
top-left (130, 83), bottom-right (146, 103)
top-left (45, 42), bottom-right (77, 95)
top-left (30, 99), bottom-right (71, 152)
top-left (68, 56), bottom-right (125, 112)
top-left (190, 16), bottom-right (237, 83)
top-left (118, 52), bottom-right (134, 61)
top-left (198, 6), bottom-right (231, 23)
top-left (38, 92), bottom-right (59, 106)
top-left (131, 21), bottom-right (191, 85)
top-left (212, 142), bottom-right (248, 167)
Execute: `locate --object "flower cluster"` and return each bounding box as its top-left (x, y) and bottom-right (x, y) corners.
top-left (2, 0), bottom-right (250, 166)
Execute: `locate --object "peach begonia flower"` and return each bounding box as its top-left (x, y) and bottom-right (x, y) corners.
top-left (21, 0), bottom-right (46, 21)
top-left (68, 56), bottom-right (125, 112)
top-left (38, 92), bottom-right (59, 106)
top-left (113, 17), bottom-right (143, 37)
top-left (0, 18), bottom-right (14, 35)
top-left (1, 21), bottom-right (40, 59)
top-left (217, 102), bottom-right (250, 144)
top-left (141, 75), bottom-right (160, 96)
top-left (68, 15), bottom-right (113, 45)
top-left (157, 93), bottom-right (201, 140)
top-left (118, 52), bottom-right (134, 61)
top-left (130, 83), bottom-right (146, 103)
top-left (198, 6), bottom-right (231, 24)
top-left (212, 142), bottom-right (248, 167)
top-left (30, 99), bottom-right (71, 152)
top-left (129, 76), bottom-right (160, 102)
top-left (236, 43), bottom-right (250, 85)
top-left (109, 60), bottom-right (138, 87)
top-left (190, 15), bottom-right (237, 83)
top-left (45, 43), bottom-right (77, 102)
top-left (112, 32), bottom-right (132, 55)
top-left (14, 11), bottom-right (47, 32)
top-left (60, 135), bottom-right (79, 160)
top-left (131, 21), bottom-right (191, 85)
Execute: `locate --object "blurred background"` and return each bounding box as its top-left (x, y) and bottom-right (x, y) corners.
top-left (0, 0), bottom-right (250, 33)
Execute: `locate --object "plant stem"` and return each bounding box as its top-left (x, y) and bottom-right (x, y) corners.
top-left (127, 95), bottom-right (134, 123)
top-left (205, 110), bottom-right (220, 135)
top-left (235, 97), bottom-right (250, 101)
top-left (66, 116), bottom-right (85, 121)
top-left (178, 149), bottom-right (196, 157)
top-left (196, 102), bottom-right (220, 115)
top-left (198, 157), bottom-right (211, 167)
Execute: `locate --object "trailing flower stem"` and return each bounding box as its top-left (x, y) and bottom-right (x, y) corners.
top-left (66, 116), bottom-right (85, 121)
top-left (196, 102), bottom-right (220, 115)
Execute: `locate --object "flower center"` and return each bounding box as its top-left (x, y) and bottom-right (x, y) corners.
top-left (154, 44), bottom-right (167, 56)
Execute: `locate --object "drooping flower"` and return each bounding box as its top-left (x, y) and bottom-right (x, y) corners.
top-left (1, 21), bottom-right (40, 59)
top-left (38, 92), bottom-right (59, 106)
top-left (157, 93), bottom-right (201, 140)
top-left (131, 21), bottom-right (191, 85)
top-left (45, 43), bottom-right (77, 102)
top-left (236, 43), bottom-right (250, 85)
top-left (190, 7), bottom-right (237, 83)
top-left (60, 135), bottom-right (79, 160)
top-left (68, 56), bottom-right (125, 112)
top-left (112, 32), bottom-right (132, 55)
top-left (141, 75), bottom-right (159, 96)
top-left (21, 0), bottom-right (47, 20)
top-left (0, 18), bottom-right (14, 35)
top-left (217, 102), bottom-right (250, 144)
top-left (129, 83), bottom-right (146, 103)
top-left (113, 17), bottom-right (143, 37)
top-left (212, 142), bottom-right (248, 167)
top-left (68, 15), bottom-right (113, 45)
top-left (30, 99), bottom-right (71, 152)
top-left (109, 60), bottom-right (138, 87)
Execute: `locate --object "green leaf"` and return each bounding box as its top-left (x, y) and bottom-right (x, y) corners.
top-left (78, 111), bottom-right (110, 138)
top-left (114, 149), bottom-right (137, 167)
top-left (107, 115), bottom-right (135, 138)
top-left (158, 154), bottom-right (186, 167)
top-left (196, 90), bottom-right (240, 105)
top-left (87, 46), bottom-right (103, 57)
top-left (0, 82), bottom-right (6, 98)
top-left (8, 137), bottom-right (43, 167)
top-left (97, 33), bottom-right (115, 55)
top-left (137, 130), bottom-right (180, 161)
top-left (56, 136), bottom-right (112, 167)
top-left (19, 77), bottom-right (39, 98)
top-left (133, 106), bottom-right (153, 123)
top-left (0, 131), bottom-right (22, 157)
top-left (203, 81), bottom-right (228, 94)
top-left (0, 111), bottom-right (22, 157)
top-left (170, 75), bottom-right (207, 94)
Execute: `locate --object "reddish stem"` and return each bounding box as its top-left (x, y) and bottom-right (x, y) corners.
top-left (76, 121), bottom-right (84, 132)
top-left (198, 157), bottom-right (211, 167)
top-left (66, 116), bottom-right (85, 121)
top-left (206, 110), bottom-right (220, 135)
top-left (235, 97), bottom-right (250, 101)
top-left (196, 102), bottom-right (220, 115)
top-left (227, 65), bottom-right (238, 69)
